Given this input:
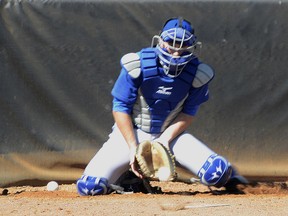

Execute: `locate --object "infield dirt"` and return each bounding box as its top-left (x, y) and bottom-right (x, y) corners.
top-left (1, 180), bottom-right (288, 216)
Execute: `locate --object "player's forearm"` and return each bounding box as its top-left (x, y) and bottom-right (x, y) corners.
top-left (159, 112), bottom-right (194, 143)
top-left (112, 111), bottom-right (137, 149)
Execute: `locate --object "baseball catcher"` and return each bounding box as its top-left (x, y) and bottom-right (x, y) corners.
top-left (77, 17), bottom-right (248, 196)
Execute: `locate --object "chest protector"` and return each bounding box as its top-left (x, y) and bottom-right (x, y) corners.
top-left (132, 48), bottom-right (199, 133)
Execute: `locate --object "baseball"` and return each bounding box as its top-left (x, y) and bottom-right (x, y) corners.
top-left (158, 167), bottom-right (171, 181)
top-left (47, 181), bottom-right (59, 191)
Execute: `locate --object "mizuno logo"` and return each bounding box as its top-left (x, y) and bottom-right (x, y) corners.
top-left (156, 86), bottom-right (173, 95)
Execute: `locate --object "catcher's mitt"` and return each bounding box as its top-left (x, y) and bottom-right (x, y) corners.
top-left (135, 140), bottom-right (176, 181)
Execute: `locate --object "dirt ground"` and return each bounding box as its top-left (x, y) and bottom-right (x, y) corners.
top-left (1, 180), bottom-right (288, 216)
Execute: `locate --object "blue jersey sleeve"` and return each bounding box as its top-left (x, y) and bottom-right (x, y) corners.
top-left (112, 97), bottom-right (133, 114)
top-left (182, 84), bottom-right (209, 116)
top-left (111, 69), bottom-right (141, 114)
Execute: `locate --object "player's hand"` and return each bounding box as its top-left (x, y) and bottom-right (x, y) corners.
top-left (129, 146), bottom-right (143, 179)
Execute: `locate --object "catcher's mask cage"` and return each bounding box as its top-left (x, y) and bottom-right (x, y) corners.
top-left (151, 17), bottom-right (202, 78)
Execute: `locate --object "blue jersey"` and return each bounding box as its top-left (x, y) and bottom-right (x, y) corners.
top-left (112, 48), bottom-right (211, 134)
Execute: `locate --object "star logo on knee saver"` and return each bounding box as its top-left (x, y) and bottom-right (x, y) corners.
top-left (81, 187), bottom-right (89, 195)
top-left (209, 160), bottom-right (223, 181)
top-left (198, 155), bottom-right (230, 187)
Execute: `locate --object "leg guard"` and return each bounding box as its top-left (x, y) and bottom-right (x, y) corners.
top-left (76, 175), bottom-right (108, 196)
top-left (197, 154), bottom-right (232, 188)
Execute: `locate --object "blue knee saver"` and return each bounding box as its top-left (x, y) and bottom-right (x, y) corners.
top-left (198, 154), bottom-right (232, 188)
top-left (77, 175), bottom-right (108, 196)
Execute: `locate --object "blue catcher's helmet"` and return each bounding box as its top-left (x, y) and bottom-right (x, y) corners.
top-left (152, 17), bottom-right (201, 77)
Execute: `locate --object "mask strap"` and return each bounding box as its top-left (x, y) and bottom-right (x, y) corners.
top-left (178, 17), bottom-right (183, 28)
